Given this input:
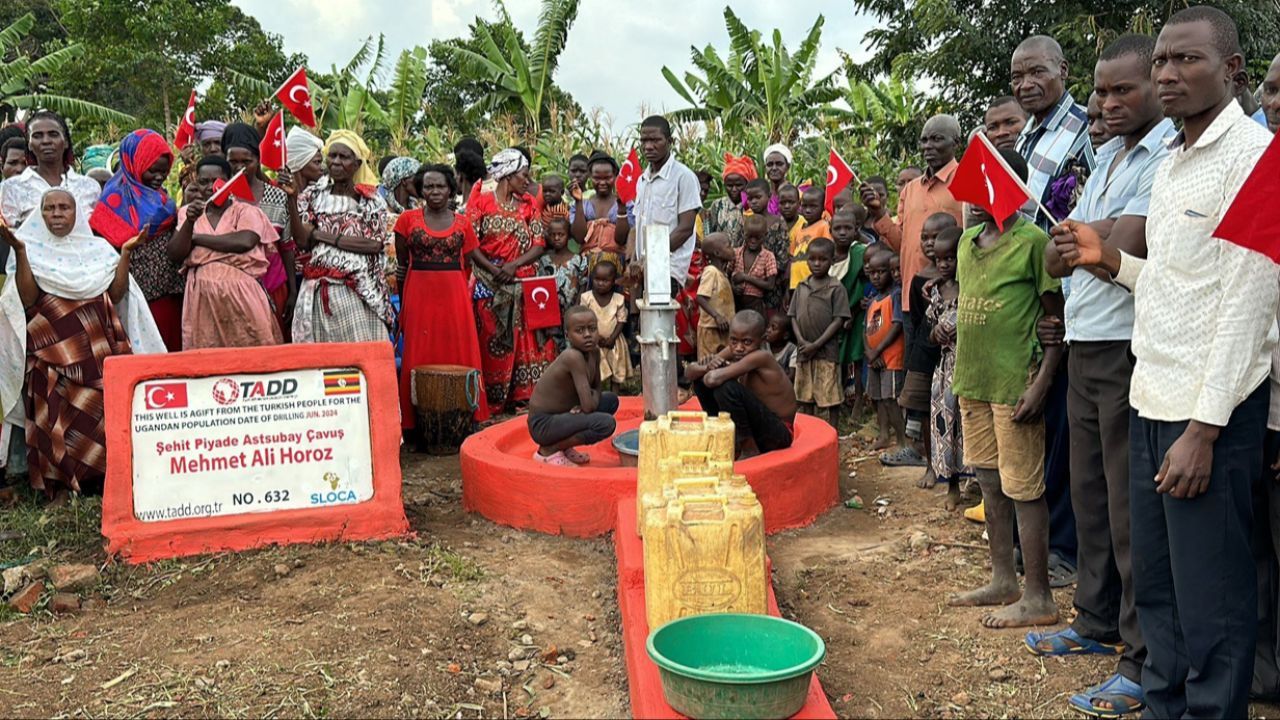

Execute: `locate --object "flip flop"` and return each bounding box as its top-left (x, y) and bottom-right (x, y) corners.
top-left (1048, 552), bottom-right (1078, 589)
top-left (562, 448), bottom-right (590, 464)
top-left (879, 446), bottom-right (926, 467)
top-left (1024, 627), bottom-right (1123, 657)
top-left (1067, 673), bottom-right (1144, 718)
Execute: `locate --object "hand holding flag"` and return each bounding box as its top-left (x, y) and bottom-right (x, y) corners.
top-left (275, 67), bottom-right (317, 128)
top-left (259, 111), bottom-right (287, 171)
top-left (522, 276), bottom-right (561, 330)
top-left (946, 132), bottom-right (1041, 231)
top-left (209, 169), bottom-right (255, 207)
top-left (616, 147), bottom-right (641, 204)
top-left (173, 90), bottom-right (198, 150)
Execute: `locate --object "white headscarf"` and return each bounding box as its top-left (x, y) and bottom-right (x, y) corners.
top-left (285, 126), bottom-right (324, 174)
top-left (2, 189), bottom-right (166, 425)
top-left (763, 143), bottom-right (793, 166)
top-left (487, 148), bottom-right (528, 181)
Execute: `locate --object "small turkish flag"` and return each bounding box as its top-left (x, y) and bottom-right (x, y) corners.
top-left (1214, 131), bottom-right (1280, 263)
top-left (616, 147), bottom-right (641, 204)
top-left (259, 111), bottom-right (287, 171)
top-left (209, 169), bottom-right (255, 207)
top-left (275, 66), bottom-right (317, 128)
top-left (947, 132), bottom-right (1031, 231)
top-left (173, 90), bottom-right (197, 150)
top-left (144, 382), bottom-right (188, 410)
top-left (522, 276), bottom-right (561, 330)
top-left (825, 147), bottom-right (857, 214)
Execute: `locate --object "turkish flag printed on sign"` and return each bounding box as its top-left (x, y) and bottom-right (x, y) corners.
top-left (522, 276), bottom-right (561, 330)
top-left (173, 90), bottom-right (197, 150)
top-left (1214, 131), bottom-right (1280, 263)
top-left (275, 66), bottom-right (317, 128)
top-left (946, 133), bottom-right (1030, 231)
top-left (825, 148), bottom-right (856, 215)
top-left (144, 382), bottom-right (188, 410)
top-left (616, 147), bottom-right (641, 204)
top-left (259, 111), bottom-right (287, 171)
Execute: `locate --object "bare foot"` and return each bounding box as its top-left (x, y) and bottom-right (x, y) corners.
top-left (948, 581), bottom-right (1020, 607)
top-left (944, 483), bottom-right (961, 511)
top-left (46, 488), bottom-right (70, 508)
top-left (871, 436), bottom-right (892, 451)
top-left (979, 596), bottom-right (1059, 629)
top-left (916, 467), bottom-right (937, 489)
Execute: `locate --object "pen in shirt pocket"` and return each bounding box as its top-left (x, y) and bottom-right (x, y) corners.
top-left (1184, 208), bottom-right (1209, 218)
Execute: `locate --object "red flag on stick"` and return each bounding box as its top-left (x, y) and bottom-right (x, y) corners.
top-left (259, 111), bottom-right (287, 171)
top-left (616, 147), bottom-right (641, 204)
top-left (522, 276), bottom-right (561, 330)
top-left (275, 67), bottom-right (317, 128)
top-left (1214, 132), bottom-right (1280, 263)
top-left (209, 169), bottom-right (255, 207)
top-left (173, 90), bottom-right (197, 150)
top-left (946, 132), bottom-right (1033, 231)
top-left (825, 147), bottom-right (857, 214)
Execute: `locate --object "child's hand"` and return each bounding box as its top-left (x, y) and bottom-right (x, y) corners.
top-left (716, 314), bottom-right (729, 331)
top-left (870, 356), bottom-right (886, 370)
top-left (842, 319), bottom-right (852, 332)
top-left (1036, 316), bottom-right (1065, 347)
top-left (705, 355), bottom-right (728, 370)
top-left (569, 181), bottom-right (583, 202)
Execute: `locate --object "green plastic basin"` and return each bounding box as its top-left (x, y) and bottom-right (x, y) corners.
top-left (646, 613), bottom-right (826, 719)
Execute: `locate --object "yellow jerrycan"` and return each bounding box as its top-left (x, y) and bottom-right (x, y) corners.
top-left (636, 412), bottom-right (736, 532)
top-left (643, 493), bottom-right (767, 629)
top-left (639, 473), bottom-right (749, 530)
top-left (636, 451), bottom-right (736, 537)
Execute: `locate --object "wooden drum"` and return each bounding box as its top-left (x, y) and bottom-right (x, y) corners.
top-left (411, 364), bottom-right (481, 455)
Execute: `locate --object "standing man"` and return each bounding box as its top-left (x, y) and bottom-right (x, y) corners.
top-left (1262, 52), bottom-right (1280, 133)
top-left (631, 115), bottom-right (702, 298)
top-left (1056, 7), bottom-right (1276, 717)
top-left (985, 96), bottom-right (1029, 151)
top-left (1032, 34), bottom-right (1175, 718)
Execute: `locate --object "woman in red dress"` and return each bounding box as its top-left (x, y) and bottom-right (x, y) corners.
top-left (394, 164), bottom-right (490, 427)
top-left (467, 149), bottom-right (552, 417)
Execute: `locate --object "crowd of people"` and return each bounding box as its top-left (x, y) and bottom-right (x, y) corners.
top-left (1, 4), bottom-right (1280, 717)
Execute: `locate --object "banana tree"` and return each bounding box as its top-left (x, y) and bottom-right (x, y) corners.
top-left (0, 12), bottom-right (135, 125)
top-left (832, 58), bottom-right (938, 164)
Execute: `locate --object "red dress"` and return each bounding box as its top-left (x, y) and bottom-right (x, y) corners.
top-left (393, 210), bottom-right (490, 427)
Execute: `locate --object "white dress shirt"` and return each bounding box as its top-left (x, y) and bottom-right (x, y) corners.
top-left (1115, 101), bottom-right (1277, 426)
top-left (633, 152), bottom-right (702, 285)
top-left (0, 166), bottom-right (101, 228)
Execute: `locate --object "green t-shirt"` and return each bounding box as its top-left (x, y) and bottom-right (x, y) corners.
top-left (952, 217), bottom-right (1060, 406)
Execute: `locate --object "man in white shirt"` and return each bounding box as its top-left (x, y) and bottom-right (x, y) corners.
top-left (1055, 7), bottom-right (1276, 717)
top-left (630, 115), bottom-right (701, 297)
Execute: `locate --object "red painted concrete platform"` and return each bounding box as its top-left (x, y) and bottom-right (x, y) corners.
top-left (615, 500), bottom-right (836, 719)
top-left (460, 396), bottom-right (839, 537)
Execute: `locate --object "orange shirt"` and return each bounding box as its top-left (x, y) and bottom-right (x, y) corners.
top-left (864, 288), bottom-right (904, 370)
top-left (873, 160), bottom-right (962, 311)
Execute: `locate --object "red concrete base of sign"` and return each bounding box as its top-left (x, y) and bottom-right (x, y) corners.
top-left (101, 342), bottom-right (409, 564)
top-left (615, 500), bottom-right (836, 719)
top-left (460, 396), bottom-right (839, 537)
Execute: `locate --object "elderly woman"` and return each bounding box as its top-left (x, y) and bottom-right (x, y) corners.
top-left (380, 156), bottom-right (422, 217)
top-left (569, 150), bottom-right (630, 274)
top-left (704, 153), bottom-right (754, 247)
top-left (1, 189), bottom-right (164, 499)
top-left (762, 143), bottom-right (792, 216)
top-left (468, 148), bottom-right (552, 416)
top-left (281, 126), bottom-right (326, 276)
top-left (88, 128), bottom-right (184, 351)
top-left (0, 111), bottom-right (100, 228)
top-left (285, 130), bottom-right (394, 344)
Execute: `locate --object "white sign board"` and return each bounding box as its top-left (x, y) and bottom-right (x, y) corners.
top-left (643, 223), bottom-right (672, 304)
top-left (130, 368), bottom-right (374, 522)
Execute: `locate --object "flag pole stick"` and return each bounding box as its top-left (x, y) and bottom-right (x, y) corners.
top-left (976, 132), bottom-right (1062, 227)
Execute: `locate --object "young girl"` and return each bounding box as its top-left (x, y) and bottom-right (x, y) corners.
top-left (582, 260), bottom-right (632, 387)
top-left (539, 217), bottom-right (587, 319)
top-left (695, 233), bottom-right (735, 360)
top-left (926, 227), bottom-right (968, 510)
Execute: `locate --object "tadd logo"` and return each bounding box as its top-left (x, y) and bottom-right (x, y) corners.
top-left (211, 377), bottom-right (299, 405)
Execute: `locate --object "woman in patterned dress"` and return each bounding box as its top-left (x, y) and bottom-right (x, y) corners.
top-left (393, 164), bottom-right (489, 427)
top-left (468, 149), bottom-right (552, 416)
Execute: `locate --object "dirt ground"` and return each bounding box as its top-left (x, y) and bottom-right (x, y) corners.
top-left (3, 437), bottom-right (1280, 719)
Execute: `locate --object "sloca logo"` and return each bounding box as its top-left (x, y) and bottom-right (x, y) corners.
top-left (211, 377), bottom-right (300, 405)
top-left (311, 471), bottom-right (357, 506)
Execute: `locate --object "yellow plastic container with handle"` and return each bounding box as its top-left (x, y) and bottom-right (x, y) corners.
top-left (636, 412), bottom-right (736, 534)
top-left (640, 473), bottom-right (755, 531)
top-left (643, 492), bottom-right (767, 629)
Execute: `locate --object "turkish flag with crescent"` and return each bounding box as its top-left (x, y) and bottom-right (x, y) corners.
top-left (616, 147), bottom-right (641, 204)
top-left (825, 147), bottom-right (856, 214)
top-left (275, 66), bottom-right (317, 127)
top-left (946, 132), bottom-right (1030, 231)
top-left (144, 382), bottom-right (188, 410)
top-left (522, 276), bottom-right (561, 330)
top-left (259, 111), bottom-right (287, 171)
top-left (209, 169), bottom-right (256, 207)
top-left (173, 90), bottom-right (197, 150)
top-left (1214, 131), bottom-right (1280, 263)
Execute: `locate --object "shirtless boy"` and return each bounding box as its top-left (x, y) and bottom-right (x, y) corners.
top-left (687, 310), bottom-right (798, 457)
top-left (527, 305), bottom-right (619, 467)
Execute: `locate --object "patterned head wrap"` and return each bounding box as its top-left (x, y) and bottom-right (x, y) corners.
top-left (80, 144), bottom-right (116, 172)
top-left (88, 129), bottom-right (177, 248)
top-left (381, 156), bottom-right (421, 191)
top-left (195, 121), bottom-right (227, 143)
top-left (487, 148), bottom-right (528, 181)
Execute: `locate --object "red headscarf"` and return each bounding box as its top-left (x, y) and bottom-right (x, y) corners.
top-left (722, 153), bottom-right (757, 181)
top-left (89, 129), bottom-right (177, 247)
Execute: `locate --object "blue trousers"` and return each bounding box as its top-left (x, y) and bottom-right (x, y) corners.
top-left (1130, 383), bottom-right (1267, 719)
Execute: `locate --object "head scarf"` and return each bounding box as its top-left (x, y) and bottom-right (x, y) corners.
top-left (762, 143), bottom-right (792, 166)
top-left (487, 148), bottom-right (528, 181)
top-left (81, 144), bottom-right (115, 172)
top-left (221, 122), bottom-right (260, 158)
top-left (88, 129), bottom-right (177, 248)
top-left (195, 121), bottom-right (227, 143)
top-left (722, 153), bottom-right (757, 181)
top-left (324, 129), bottom-right (378, 187)
top-left (2, 189), bottom-right (167, 421)
top-left (285, 126), bottom-right (323, 173)
top-left (381, 157), bottom-right (421, 192)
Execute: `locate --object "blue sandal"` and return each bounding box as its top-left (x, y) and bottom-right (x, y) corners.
top-left (1067, 673), bottom-right (1145, 718)
top-left (1024, 627), bottom-right (1123, 656)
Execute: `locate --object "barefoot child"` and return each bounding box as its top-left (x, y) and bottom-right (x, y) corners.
top-left (527, 305), bottom-right (619, 466)
top-left (742, 178), bottom-right (789, 309)
top-left (765, 312), bottom-right (797, 384)
top-left (731, 214), bottom-right (778, 315)
top-left (831, 208), bottom-right (869, 426)
top-left (789, 186), bottom-right (831, 292)
top-left (687, 310), bottom-right (797, 458)
top-left (925, 227), bottom-right (967, 510)
top-left (864, 250), bottom-right (906, 451)
top-left (581, 260), bottom-right (631, 388)
top-left (789, 238), bottom-right (849, 426)
top-left (947, 149), bottom-right (1062, 630)
top-left (695, 233), bottom-right (735, 360)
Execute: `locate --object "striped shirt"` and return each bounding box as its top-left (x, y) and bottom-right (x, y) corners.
top-left (1017, 92), bottom-right (1095, 230)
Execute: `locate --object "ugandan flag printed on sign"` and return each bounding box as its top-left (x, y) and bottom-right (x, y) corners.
top-left (323, 370), bottom-right (362, 396)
